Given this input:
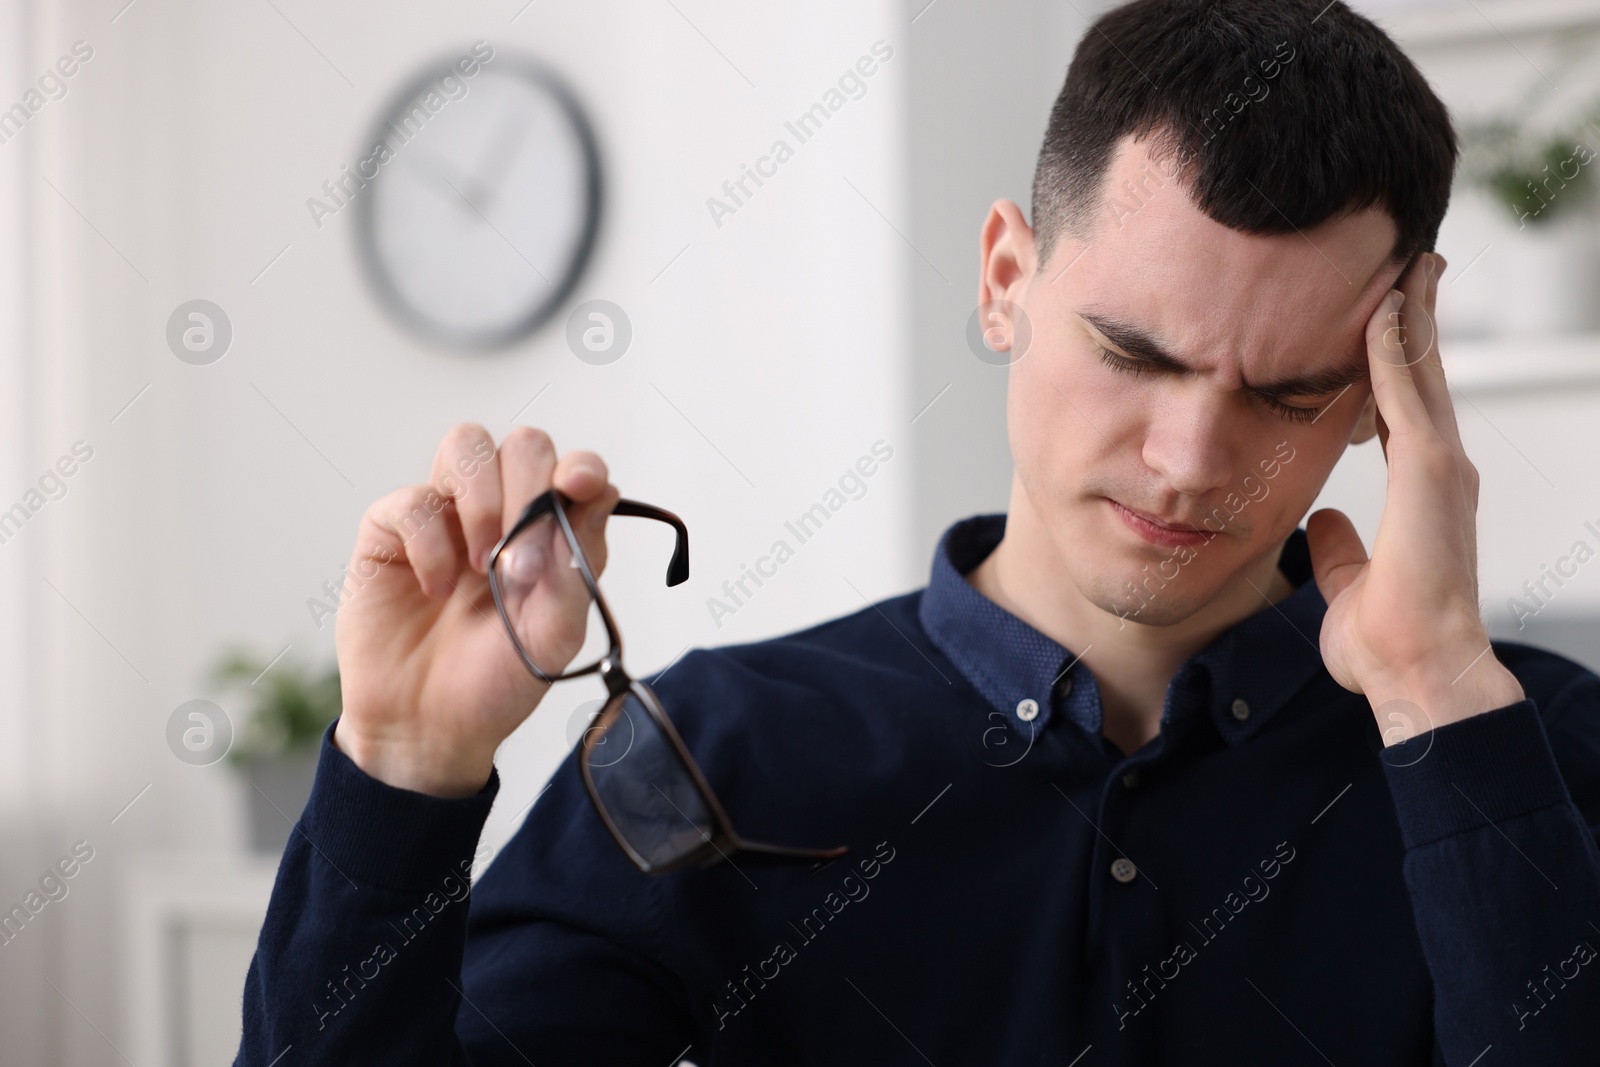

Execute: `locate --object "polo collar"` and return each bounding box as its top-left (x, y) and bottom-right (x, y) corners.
top-left (917, 513), bottom-right (1330, 747)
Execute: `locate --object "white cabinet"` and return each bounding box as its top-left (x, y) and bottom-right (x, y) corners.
top-left (119, 854), bottom-right (277, 1067)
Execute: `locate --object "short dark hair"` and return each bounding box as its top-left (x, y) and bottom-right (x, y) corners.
top-left (1031, 0), bottom-right (1457, 271)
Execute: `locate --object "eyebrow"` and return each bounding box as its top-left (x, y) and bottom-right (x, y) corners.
top-left (1078, 309), bottom-right (1369, 401)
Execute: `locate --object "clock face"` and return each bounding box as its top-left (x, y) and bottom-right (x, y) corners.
top-left (355, 55), bottom-right (602, 350)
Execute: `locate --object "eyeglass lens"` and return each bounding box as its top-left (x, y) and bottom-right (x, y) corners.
top-left (585, 688), bottom-right (718, 869)
top-left (493, 510), bottom-right (608, 678)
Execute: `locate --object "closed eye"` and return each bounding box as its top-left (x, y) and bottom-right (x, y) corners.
top-left (1095, 346), bottom-right (1322, 425)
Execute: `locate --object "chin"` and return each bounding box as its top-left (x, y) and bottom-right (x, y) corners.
top-left (1083, 569), bottom-right (1217, 627)
top-left (1068, 517), bottom-right (1232, 625)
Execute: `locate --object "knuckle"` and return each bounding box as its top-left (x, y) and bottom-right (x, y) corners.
top-left (408, 482), bottom-right (446, 510)
top-left (1418, 443), bottom-right (1456, 480)
top-left (390, 485), bottom-right (451, 539)
top-left (375, 484), bottom-right (429, 521)
top-left (1420, 441), bottom-right (1459, 470)
top-left (363, 486), bottom-right (405, 524)
top-left (1413, 436), bottom-right (1445, 461)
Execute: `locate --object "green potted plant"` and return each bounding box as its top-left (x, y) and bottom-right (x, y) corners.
top-left (209, 647), bottom-right (341, 854)
top-left (1460, 118), bottom-right (1596, 228)
top-left (1456, 94), bottom-right (1600, 335)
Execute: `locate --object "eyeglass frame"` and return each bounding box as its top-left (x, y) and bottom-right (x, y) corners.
top-left (486, 488), bottom-right (849, 876)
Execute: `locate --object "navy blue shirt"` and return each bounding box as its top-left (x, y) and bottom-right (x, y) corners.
top-left (237, 514), bottom-right (1600, 1065)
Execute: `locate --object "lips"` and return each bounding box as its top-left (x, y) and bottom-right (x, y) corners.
top-left (1106, 498), bottom-right (1216, 550)
top-left (1111, 500), bottom-right (1205, 533)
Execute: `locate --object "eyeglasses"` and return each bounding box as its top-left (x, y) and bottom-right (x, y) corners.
top-left (487, 489), bottom-right (849, 876)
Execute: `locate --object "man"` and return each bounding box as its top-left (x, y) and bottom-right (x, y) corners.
top-left (237, 1), bottom-right (1600, 1063)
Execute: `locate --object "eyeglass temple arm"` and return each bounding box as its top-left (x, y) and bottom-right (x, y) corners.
top-left (730, 837), bottom-right (849, 863)
top-left (611, 499), bottom-right (690, 587)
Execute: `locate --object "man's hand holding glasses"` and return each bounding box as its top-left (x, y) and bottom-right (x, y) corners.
top-left (331, 425), bottom-right (617, 799)
top-left (330, 424), bottom-right (845, 875)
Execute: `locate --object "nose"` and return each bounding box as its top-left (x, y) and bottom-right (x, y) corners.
top-left (1138, 384), bottom-right (1236, 499)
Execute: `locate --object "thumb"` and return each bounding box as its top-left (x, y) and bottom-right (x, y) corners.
top-left (1306, 507), bottom-right (1368, 605)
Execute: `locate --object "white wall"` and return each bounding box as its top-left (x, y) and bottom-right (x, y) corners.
top-left (0, 3), bottom-right (50, 1061)
top-left (904, 0), bottom-right (1118, 563)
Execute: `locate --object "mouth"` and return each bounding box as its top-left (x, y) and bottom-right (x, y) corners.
top-left (1106, 498), bottom-right (1214, 548)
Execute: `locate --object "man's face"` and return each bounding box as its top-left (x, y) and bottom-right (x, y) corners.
top-left (988, 133), bottom-right (1411, 625)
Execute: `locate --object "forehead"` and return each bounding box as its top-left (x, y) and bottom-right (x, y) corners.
top-left (1049, 135), bottom-right (1405, 385)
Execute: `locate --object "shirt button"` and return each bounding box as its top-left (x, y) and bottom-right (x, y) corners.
top-left (1121, 769), bottom-right (1140, 789)
top-left (1110, 858), bottom-right (1137, 883)
top-left (1231, 698), bottom-right (1251, 721)
top-left (1057, 674), bottom-right (1074, 698)
top-left (1016, 698), bottom-right (1040, 722)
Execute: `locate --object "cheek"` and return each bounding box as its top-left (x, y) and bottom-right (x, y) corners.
top-left (1245, 434), bottom-right (1343, 521)
top-left (1008, 342), bottom-right (1097, 467)
top-left (1010, 336), bottom-right (1139, 438)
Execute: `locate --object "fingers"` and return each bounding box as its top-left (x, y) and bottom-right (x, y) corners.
top-left (1305, 507), bottom-right (1368, 606)
top-left (355, 484), bottom-right (468, 600)
top-left (400, 425), bottom-right (618, 592)
top-left (553, 448), bottom-right (611, 502)
top-left (554, 451), bottom-right (620, 578)
top-left (1391, 253), bottom-right (1434, 369)
top-left (430, 424), bottom-right (503, 576)
top-left (494, 430), bottom-right (618, 578)
top-left (1368, 253), bottom-right (1440, 441)
top-left (1367, 287), bottom-right (1430, 439)
top-left (565, 483), bottom-right (621, 578)
top-left (496, 428), bottom-right (561, 551)
top-left (1405, 253), bottom-right (1463, 453)
top-left (1367, 253), bottom-right (1465, 459)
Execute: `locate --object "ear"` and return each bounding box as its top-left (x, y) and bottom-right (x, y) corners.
top-left (978, 199), bottom-right (1036, 309)
top-left (1348, 388), bottom-right (1378, 445)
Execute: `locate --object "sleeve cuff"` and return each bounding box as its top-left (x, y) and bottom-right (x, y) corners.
top-left (1380, 698), bottom-right (1573, 850)
top-left (297, 719), bottom-right (501, 891)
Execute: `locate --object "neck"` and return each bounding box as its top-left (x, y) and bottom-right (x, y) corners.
top-left (966, 484), bottom-right (1297, 755)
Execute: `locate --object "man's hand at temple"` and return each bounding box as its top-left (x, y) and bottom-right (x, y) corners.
top-left (1308, 251), bottom-right (1525, 742)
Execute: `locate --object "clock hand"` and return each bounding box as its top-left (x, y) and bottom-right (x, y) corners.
top-left (468, 110), bottom-right (535, 215)
top-left (429, 169), bottom-right (553, 286)
top-left (410, 149), bottom-right (494, 217)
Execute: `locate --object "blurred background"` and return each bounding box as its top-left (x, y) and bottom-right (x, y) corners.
top-left (0, 0), bottom-right (1597, 1062)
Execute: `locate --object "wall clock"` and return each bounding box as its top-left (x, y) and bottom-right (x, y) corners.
top-left (354, 50), bottom-right (602, 350)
